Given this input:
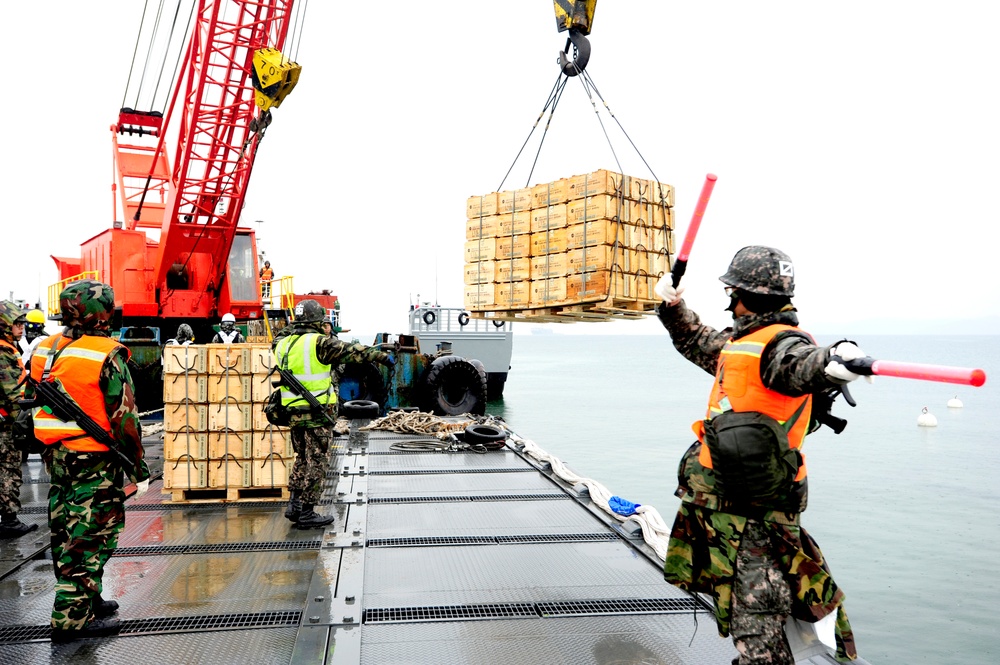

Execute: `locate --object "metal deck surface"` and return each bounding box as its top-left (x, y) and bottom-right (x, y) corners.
top-left (0, 422), bottom-right (743, 664)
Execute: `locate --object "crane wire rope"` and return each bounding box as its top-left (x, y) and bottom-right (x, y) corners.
top-left (288, 0), bottom-right (310, 63)
top-left (496, 71), bottom-right (570, 193)
top-left (134, 0), bottom-right (168, 110)
top-left (151, 0), bottom-right (189, 112)
top-left (161, 0), bottom-right (198, 117)
top-left (122, 0), bottom-right (153, 111)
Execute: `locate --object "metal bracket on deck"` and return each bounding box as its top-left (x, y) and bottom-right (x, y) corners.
top-left (571, 482), bottom-right (590, 498)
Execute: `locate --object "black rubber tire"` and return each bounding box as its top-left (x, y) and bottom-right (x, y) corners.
top-left (422, 310), bottom-right (436, 325)
top-left (458, 312), bottom-right (470, 326)
top-left (468, 359), bottom-right (487, 383)
top-left (337, 361), bottom-right (387, 407)
top-left (341, 399), bottom-right (380, 420)
top-left (420, 355), bottom-right (488, 416)
top-left (463, 424), bottom-right (506, 445)
top-left (492, 320), bottom-right (505, 328)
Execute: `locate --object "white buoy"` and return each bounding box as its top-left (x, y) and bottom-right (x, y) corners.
top-left (917, 406), bottom-right (938, 427)
top-left (947, 395), bottom-right (964, 409)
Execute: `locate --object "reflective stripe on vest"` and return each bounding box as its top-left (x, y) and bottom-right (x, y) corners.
top-left (692, 324), bottom-right (813, 481)
top-left (29, 334), bottom-right (124, 452)
top-left (274, 333), bottom-right (334, 408)
top-left (218, 329), bottom-right (240, 344)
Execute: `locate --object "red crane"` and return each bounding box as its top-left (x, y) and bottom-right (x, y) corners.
top-left (50, 0), bottom-right (307, 336)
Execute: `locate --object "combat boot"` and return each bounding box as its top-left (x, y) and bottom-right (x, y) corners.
top-left (0, 513), bottom-right (38, 540)
top-left (51, 616), bottom-right (122, 642)
top-left (93, 594), bottom-right (119, 618)
top-left (295, 504), bottom-right (334, 529)
top-left (284, 491), bottom-right (302, 522)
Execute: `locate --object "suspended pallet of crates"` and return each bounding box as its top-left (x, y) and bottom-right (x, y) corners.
top-left (162, 342), bottom-right (293, 503)
top-left (464, 169), bottom-right (674, 322)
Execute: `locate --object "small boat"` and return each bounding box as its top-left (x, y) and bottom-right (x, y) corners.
top-left (917, 406), bottom-right (938, 427)
top-left (409, 304), bottom-right (513, 400)
top-left (947, 395), bottom-right (963, 408)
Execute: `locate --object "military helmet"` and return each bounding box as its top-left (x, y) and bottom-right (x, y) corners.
top-left (221, 312), bottom-right (236, 332)
top-left (0, 300), bottom-right (23, 341)
top-left (176, 323), bottom-right (194, 342)
top-left (294, 299), bottom-right (326, 323)
top-left (60, 279), bottom-right (116, 331)
top-left (719, 246), bottom-right (795, 297)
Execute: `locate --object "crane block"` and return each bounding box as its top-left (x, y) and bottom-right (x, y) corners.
top-left (252, 48), bottom-right (302, 112)
top-left (553, 0), bottom-right (597, 36)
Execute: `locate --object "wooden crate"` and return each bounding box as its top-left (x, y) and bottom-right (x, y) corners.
top-left (463, 260), bottom-right (496, 285)
top-left (529, 228), bottom-right (567, 256)
top-left (164, 401), bottom-right (208, 432)
top-left (164, 431), bottom-right (208, 459)
top-left (530, 204), bottom-right (568, 233)
top-left (207, 344), bottom-right (252, 374)
top-left (567, 245), bottom-right (628, 275)
top-left (162, 457), bottom-right (208, 489)
top-left (530, 252), bottom-right (567, 280)
top-left (208, 400), bottom-right (253, 431)
top-left (249, 343), bottom-right (275, 374)
top-left (496, 210), bottom-right (531, 237)
top-left (650, 181), bottom-right (675, 207)
top-left (567, 270), bottom-right (614, 301)
top-left (497, 187), bottom-right (532, 214)
top-left (494, 257), bottom-right (530, 283)
top-left (465, 214), bottom-right (498, 240)
top-left (531, 179), bottom-right (568, 207)
top-left (163, 345), bottom-right (207, 374)
top-left (251, 372), bottom-right (276, 403)
top-left (207, 373), bottom-right (252, 403)
top-left (253, 426), bottom-right (293, 458)
top-left (464, 237), bottom-right (496, 263)
top-left (567, 194), bottom-right (624, 224)
top-left (163, 373), bottom-right (207, 403)
top-left (628, 177), bottom-right (652, 202)
top-left (251, 402), bottom-right (269, 431)
top-left (495, 280), bottom-right (531, 308)
top-left (165, 486), bottom-right (289, 503)
top-left (530, 277), bottom-right (567, 307)
top-left (466, 192), bottom-right (498, 218)
top-left (208, 430), bottom-right (253, 459)
top-left (566, 170), bottom-right (628, 200)
top-left (495, 234), bottom-right (531, 260)
top-left (252, 454), bottom-right (293, 487)
top-left (565, 220), bottom-right (636, 251)
top-left (464, 283), bottom-right (495, 311)
top-left (208, 456), bottom-right (252, 489)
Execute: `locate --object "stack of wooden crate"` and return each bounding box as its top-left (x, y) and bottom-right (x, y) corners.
top-left (162, 343), bottom-right (293, 502)
top-left (464, 169), bottom-right (675, 321)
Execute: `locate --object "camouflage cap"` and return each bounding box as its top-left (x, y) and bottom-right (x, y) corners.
top-left (294, 299), bottom-right (326, 323)
top-left (60, 279), bottom-right (115, 331)
top-left (719, 245), bottom-right (795, 297)
top-left (0, 300), bottom-right (23, 341)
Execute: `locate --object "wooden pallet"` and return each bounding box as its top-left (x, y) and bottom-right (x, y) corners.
top-left (163, 485), bottom-right (290, 504)
top-left (472, 297), bottom-right (658, 323)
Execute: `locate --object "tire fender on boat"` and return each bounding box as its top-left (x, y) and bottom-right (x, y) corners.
top-left (420, 355), bottom-right (488, 416)
top-left (458, 312), bottom-right (470, 327)
top-left (341, 399), bottom-right (380, 420)
top-left (463, 423), bottom-right (507, 449)
top-left (422, 310), bottom-right (436, 326)
top-left (492, 320), bottom-right (505, 329)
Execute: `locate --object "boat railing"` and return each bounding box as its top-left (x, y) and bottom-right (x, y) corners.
top-left (47, 270), bottom-right (101, 317)
top-left (410, 306), bottom-right (510, 334)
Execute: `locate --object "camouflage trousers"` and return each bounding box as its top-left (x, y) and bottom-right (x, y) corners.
top-left (731, 519), bottom-right (794, 665)
top-left (0, 430), bottom-right (24, 515)
top-left (288, 425), bottom-right (334, 505)
top-left (48, 446), bottom-right (126, 630)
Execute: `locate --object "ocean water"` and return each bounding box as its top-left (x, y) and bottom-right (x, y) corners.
top-left (487, 334), bottom-right (1000, 665)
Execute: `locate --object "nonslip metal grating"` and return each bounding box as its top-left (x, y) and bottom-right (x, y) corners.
top-left (537, 597), bottom-right (701, 617)
top-left (367, 533), bottom-right (617, 548)
top-left (366, 468), bottom-right (535, 476)
top-left (125, 500), bottom-right (294, 512)
top-left (365, 603), bottom-right (537, 624)
top-left (363, 598), bottom-right (704, 625)
top-left (113, 539), bottom-right (321, 557)
top-left (367, 493), bottom-right (568, 504)
top-left (0, 611), bottom-right (302, 644)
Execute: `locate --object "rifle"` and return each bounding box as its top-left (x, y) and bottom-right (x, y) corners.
top-left (19, 377), bottom-right (136, 469)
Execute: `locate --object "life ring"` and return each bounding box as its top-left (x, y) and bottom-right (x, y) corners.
top-left (422, 310), bottom-right (436, 325)
top-left (492, 320), bottom-right (505, 329)
top-left (458, 312), bottom-right (470, 327)
top-left (341, 399), bottom-right (380, 420)
top-left (420, 355), bottom-right (488, 416)
top-left (463, 424), bottom-right (507, 449)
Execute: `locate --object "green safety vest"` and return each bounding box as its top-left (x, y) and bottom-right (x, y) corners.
top-left (274, 333), bottom-right (335, 409)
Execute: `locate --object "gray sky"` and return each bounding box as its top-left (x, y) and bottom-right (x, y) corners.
top-left (4, 1), bottom-right (998, 338)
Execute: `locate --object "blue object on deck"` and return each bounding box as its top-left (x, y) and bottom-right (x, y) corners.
top-left (609, 496), bottom-right (641, 516)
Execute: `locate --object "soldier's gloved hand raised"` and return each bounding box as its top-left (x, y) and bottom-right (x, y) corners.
top-left (825, 341), bottom-right (875, 384)
top-left (654, 275), bottom-right (684, 306)
top-left (134, 479), bottom-right (150, 499)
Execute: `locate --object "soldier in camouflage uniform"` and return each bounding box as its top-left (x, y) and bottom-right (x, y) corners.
top-left (655, 246), bottom-right (864, 664)
top-left (24, 280), bottom-right (150, 641)
top-left (273, 299), bottom-right (393, 528)
top-left (0, 301), bottom-right (36, 539)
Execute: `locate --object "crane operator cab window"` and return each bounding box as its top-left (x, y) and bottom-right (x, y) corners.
top-left (227, 235), bottom-right (257, 302)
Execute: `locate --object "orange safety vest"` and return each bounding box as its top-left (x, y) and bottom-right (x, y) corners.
top-left (692, 324), bottom-right (812, 482)
top-left (29, 334), bottom-right (126, 452)
top-left (260, 267), bottom-right (274, 281)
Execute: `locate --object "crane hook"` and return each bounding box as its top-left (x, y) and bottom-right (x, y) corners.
top-left (558, 29), bottom-right (591, 77)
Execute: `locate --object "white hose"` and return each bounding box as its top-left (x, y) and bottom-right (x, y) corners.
top-left (510, 432), bottom-right (672, 561)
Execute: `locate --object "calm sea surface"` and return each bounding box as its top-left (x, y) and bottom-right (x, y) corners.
top-left (487, 334), bottom-right (1000, 665)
